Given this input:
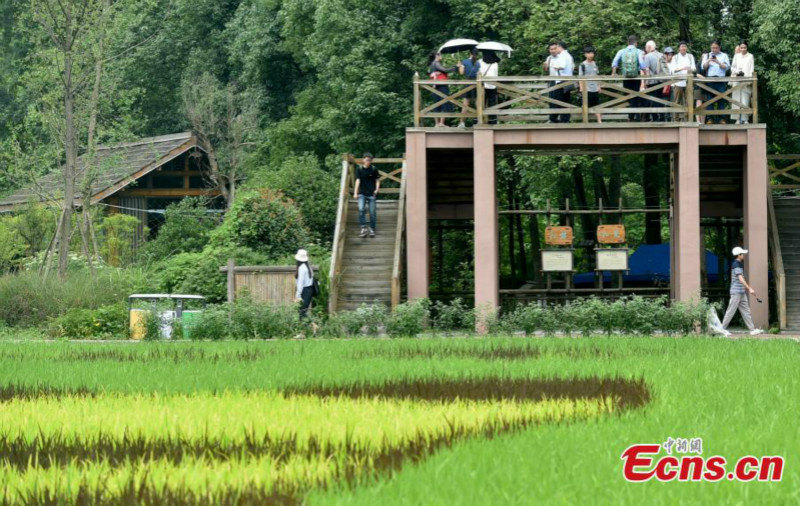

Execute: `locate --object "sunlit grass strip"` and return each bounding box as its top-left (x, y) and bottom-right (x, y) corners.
top-left (0, 391), bottom-right (617, 505)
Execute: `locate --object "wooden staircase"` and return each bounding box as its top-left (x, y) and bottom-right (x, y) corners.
top-left (770, 195), bottom-right (799, 329)
top-left (329, 156), bottom-right (406, 312)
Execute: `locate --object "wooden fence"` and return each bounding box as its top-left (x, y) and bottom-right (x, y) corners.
top-left (413, 74), bottom-right (758, 126)
top-left (220, 260), bottom-right (318, 304)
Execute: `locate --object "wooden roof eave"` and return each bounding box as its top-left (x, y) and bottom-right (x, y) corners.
top-left (89, 135), bottom-right (206, 205)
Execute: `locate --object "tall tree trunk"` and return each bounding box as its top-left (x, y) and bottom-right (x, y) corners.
top-left (643, 154), bottom-right (662, 244)
top-left (58, 52), bottom-right (77, 279)
top-left (528, 215), bottom-right (541, 285)
top-left (515, 212), bottom-right (527, 279)
top-left (608, 156), bottom-right (622, 206)
top-left (572, 166), bottom-right (596, 243)
top-left (507, 181), bottom-right (516, 282)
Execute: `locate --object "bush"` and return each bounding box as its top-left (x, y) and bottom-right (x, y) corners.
top-left (431, 298), bottom-right (474, 333)
top-left (182, 305), bottom-right (229, 340)
top-left (155, 246), bottom-right (270, 303)
top-left (212, 189), bottom-right (310, 258)
top-left (47, 302), bottom-right (128, 339)
top-left (0, 268), bottom-right (157, 327)
top-left (386, 299), bottom-right (429, 337)
top-left (138, 198), bottom-right (220, 262)
top-left (230, 298), bottom-right (300, 339)
top-left (498, 296), bottom-right (711, 336)
top-left (257, 154), bottom-right (339, 245)
top-left (319, 304), bottom-right (387, 338)
top-left (99, 213), bottom-right (143, 267)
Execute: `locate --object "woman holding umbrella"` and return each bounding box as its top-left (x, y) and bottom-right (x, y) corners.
top-left (427, 51), bottom-right (462, 127)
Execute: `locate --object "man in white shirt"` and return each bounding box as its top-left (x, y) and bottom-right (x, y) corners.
top-left (544, 41), bottom-right (574, 123)
top-left (730, 40), bottom-right (755, 124)
top-left (700, 40), bottom-right (730, 124)
top-left (670, 41), bottom-right (696, 121)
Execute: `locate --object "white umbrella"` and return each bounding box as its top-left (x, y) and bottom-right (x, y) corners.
top-left (476, 41), bottom-right (513, 57)
top-left (438, 38), bottom-right (479, 54)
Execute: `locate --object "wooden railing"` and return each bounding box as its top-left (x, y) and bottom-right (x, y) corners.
top-left (767, 192), bottom-right (786, 329)
top-left (768, 154), bottom-right (800, 191)
top-left (413, 74), bottom-right (758, 126)
top-left (329, 155), bottom-right (406, 313)
top-left (391, 161), bottom-right (407, 308)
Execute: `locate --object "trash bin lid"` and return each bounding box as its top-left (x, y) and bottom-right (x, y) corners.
top-left (128, 294), bottom-right (206, 301)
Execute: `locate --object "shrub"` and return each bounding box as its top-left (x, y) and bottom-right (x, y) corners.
top-left (386, 299), bottom-right (429, 337)
top-left (138, 198), bottom-right (220, 262)
top-left (0, 268), bottom-right (157, 327)
top-left (431, 298), bottom-right (475, 333)
top-left (185, 305), bottom-right (231, 340)
top-left (0, 215), bottom-right (26, 272)
top-left (257, 154), bottom-right (339, 244)
top-left (231, 298), bottom-right (299, 339)
top-left (99, 214), bottom-right (143, 267)
top-left (320, 304), bottom-right (387, 338)
top-left (212, 189), bottom-right (310, 258)
top-left (47, 302), bottom-right (128, 339)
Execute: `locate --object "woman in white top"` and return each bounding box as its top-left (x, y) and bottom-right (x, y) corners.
top-left (478, 50), bottom-right (500, 124)
top-left (294, 249), bottom-right (315, 319)
top-left (730, 40), bottom-right (755, 124)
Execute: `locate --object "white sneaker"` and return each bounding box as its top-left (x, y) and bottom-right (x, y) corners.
top-left (750, 329), bottom-right (764, 336)
top-left (457, 122), bottom-right (466, 128)
top-left (359, 227), bottom-right (368, 238)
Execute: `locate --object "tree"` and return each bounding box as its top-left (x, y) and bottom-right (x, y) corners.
top-left (182, 72), bottom-right (260, 209)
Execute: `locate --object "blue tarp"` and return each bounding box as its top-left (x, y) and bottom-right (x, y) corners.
top-left (572, 243), bottom-right (722, 286)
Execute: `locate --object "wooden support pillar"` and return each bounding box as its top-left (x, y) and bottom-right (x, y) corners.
top-left (405, 131), bottom-right (429, 299)
top-left (474, 130), bottom-right (498, 329)
top-left (745, 128), bottom-right (769, 328)
top-left (675, 127), bottom-right (701, 301)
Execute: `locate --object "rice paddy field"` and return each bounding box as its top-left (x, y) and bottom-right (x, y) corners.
top-left (0, 337), bottom-right (797, 505)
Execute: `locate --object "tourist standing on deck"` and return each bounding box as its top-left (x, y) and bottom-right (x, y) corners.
top-left (611, 35), bottom-right (646, 121)
top-left (353, 153), bottom-right (380, 238)
top-left (730, 40), bottom-right (754, 124)
top-left (478, 49), bottom-right (500, 124)
top-left (721, 247), bottom-right (764, 335)
top-left (428, 51), bottom-right (461, 128)
top-left (578, 46), bottom-right (601, 123)
top-left (701, 41), bottom-right (730, 124)
top-left (458, 48), bottom-right (480, 128)
top-left (670, 42), bottom-right (696, 121)
top-left (545, 41), bottom-right (574, 123)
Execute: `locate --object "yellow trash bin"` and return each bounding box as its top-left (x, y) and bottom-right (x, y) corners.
top-left (129, 309), bottom-right (148, 340)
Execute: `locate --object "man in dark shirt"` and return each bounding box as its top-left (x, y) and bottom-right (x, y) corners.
top-left (353, 152), bottom-right (380, 237)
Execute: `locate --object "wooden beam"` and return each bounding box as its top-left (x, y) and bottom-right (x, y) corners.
top-left (115, 188), bottom-right (220, 197)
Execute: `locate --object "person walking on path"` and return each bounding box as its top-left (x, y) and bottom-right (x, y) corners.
top-left (721, 247), bottom-right (764, 335)
top-left (353, 152), bottom-right (380, 238)
top-left (611, 35), bottom-right (647, 121)
top-left (294, 249), bottom-right (315, 320)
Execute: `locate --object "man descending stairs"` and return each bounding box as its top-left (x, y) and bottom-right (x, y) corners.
top-left (336, 199), bottom-right (399, 311)
top-left (772, 197), bottom-right (800, 330)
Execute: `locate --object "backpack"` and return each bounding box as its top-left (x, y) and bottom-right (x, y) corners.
top-left (655, 52), bottom-right (667, 76)
top-left (621, 47), bottom-right (640, 78)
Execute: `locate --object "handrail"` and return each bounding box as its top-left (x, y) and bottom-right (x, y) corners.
top-left (413, 74), bottom-right (758, 126)
top-left (391, 160), bottom-right (407, 308)
top-left (328, 154), bottom-right (353, 313)
top-left (767, 192), bottom-right (786, 329)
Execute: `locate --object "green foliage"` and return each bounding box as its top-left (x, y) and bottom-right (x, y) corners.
top-left (0, 268), bottom-right (156, 328)
top-left (12, 203), bottom-right (55, 257)
top-left (230, 298), bottom-right (300, 339)
top-left (0, 216), bottom-right (26, 272)
top-left (385, 299), bottom-right (430, 337)
top-left (499, 296), bottom-right (711, 336)
top-left (753, 0), bottom-right (800, 116)
top-left (431, 298), bottom-right (475, 333)
top-left (256, 154), bottom-right (338, 244)
top-left (184, 306), bottom-right (230, 340)
top-left (47, 303), bottom-right (128, 339)
top-left (138, 198), bottom-right (219, 262)
top-left (212, 189), bottom-right (310, 258)
top-left (320, 304), bottom-right (388, 338)
top-left (99, 214), bottom-right (143, 267)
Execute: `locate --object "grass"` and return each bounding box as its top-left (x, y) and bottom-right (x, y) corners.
top-left (0, 337), bottom-right (797, 505)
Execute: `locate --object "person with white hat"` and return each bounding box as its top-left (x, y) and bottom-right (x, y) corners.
top-left (294, 249), bottom-right (315, 319)
top-left (721, 246), bottom-right (763, 335)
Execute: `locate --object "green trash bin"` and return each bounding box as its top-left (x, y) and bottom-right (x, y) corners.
top-left (182, 310), bottom-right (202, 338)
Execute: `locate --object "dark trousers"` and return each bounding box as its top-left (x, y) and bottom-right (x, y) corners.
top-left (648, 88), bottom-right (665, 121)
top-left (549, 85), bottom-right (571, 123)
top-left (299, 285), bottom-right (314, 319)
top-left (623, 78), bottom-right (642, 120)
top-left (706, 81), bottom-right (728, 123)
top-left (486, 87), bottom-right (498, 124)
